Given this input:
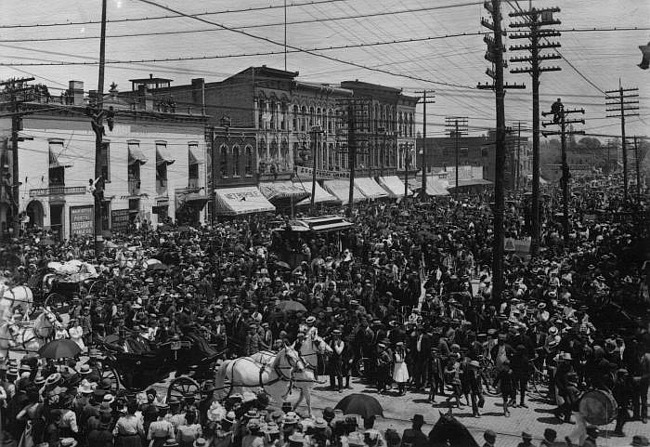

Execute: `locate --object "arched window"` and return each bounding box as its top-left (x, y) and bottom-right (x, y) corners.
top-left (301, 106), bottom-right (307, 131)
top-left (232, 146), bottom-right (240, 176)
top-left (220, 145), bottom-right (228, 177)
top-left (309, 107), bottom-right (315, 128)
top-left (245, 146), bottom-right (253, 176)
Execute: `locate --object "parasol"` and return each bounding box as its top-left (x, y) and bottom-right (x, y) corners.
top-left (274, 261), bottom-right (292, 270)
top-left (148, 263), bottom-right (169, 271)
top-left (38, 339), bottom-right (82, 359)
top-left (276, 300), bottom-right (307, 313)
top-left (334, 394), bottom-right (384, 419)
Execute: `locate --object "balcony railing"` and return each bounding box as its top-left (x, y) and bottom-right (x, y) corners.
top-left (29, 186), bottom-right (87, 197)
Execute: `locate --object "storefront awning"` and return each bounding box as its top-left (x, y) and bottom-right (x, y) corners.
top-left (322, 180), bottom-right (366, 205)
top-left (426, 176), bottom-right (450, 196)
top-left (189, 145), bottom-right (204, 165)
top-left (156, 145), bottom-right (175, 166)
top-left (259, 181), bottom-right (310, 203)
top-left (294, 181), bottom-right (340, 206)
top-left (448, 178), bottom-right (493, 189)
top-left (354, 177), bottom-right (389, 200)
top-left (128, 144), bottom-right (148, 165)
top-left (377, 176), bottom-right (411, 197)
top-left (214, 186), bottom-right (276, 216)
top-left (49, 149), bottom-right (74, 169)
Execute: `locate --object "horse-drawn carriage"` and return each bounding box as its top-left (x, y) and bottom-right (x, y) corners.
top-left (95, 329), bottom-right (223, 404)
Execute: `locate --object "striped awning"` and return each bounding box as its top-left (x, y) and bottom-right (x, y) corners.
top-left (377, 176), bottom-right (411, 198)
top-left (294, 181), bottom-right (339, 206)
top-left (259, 181), bottom-right (310, 203)
top-left (128, 144), bottom-right (148, 165)
top-left (354, 177), bottom-right (389, 200)
top-left (156, 145), bottom-right (175, 166)
top-left (214, 186), bottom-right (275, 216)
top-left (323, 179), bottom-right (366, 205)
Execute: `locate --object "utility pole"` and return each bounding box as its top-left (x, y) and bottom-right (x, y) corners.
top-left (633, 136), bottom-right (641, 202)
top-left (91, 0), bottom-right (108, 257)
top-left (478, 0), bottom-right (524, 303)
top-left (403, 143), bottom-right (411, 198)
top-left (510, 121), bottom-right (529, 190)
top-left (542, 100), bottom-right (584, 244)
top-left (1, 77), bottom-right (35, 239)
top-left (445, 117), bottom-right (468, 195)
top-left (346, 101), bottom-right (357, 217)
top-left (310, 125), bottom-right (323, 214)
top-left (605, 82), bottom-right (639, 205)
top-left (509, 5), bottom-right (561, 257)
top-left (414, 90), bottom-right (435, 198)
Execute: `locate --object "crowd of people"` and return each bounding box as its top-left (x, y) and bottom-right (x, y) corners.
top-left (0, 174), bottom-right (649, 447)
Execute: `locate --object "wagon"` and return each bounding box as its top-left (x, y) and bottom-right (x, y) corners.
top-left (95, 331), bottom-right (223, 405)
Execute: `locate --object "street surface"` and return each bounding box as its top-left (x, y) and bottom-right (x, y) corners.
top-left (297, 378), bottom-right (648, 447)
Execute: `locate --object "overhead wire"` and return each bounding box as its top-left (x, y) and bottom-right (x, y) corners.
top-left (0, 2), bottom-right (486, 43)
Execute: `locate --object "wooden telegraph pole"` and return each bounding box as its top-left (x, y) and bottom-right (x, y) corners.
top-left (478, 0), bottom-right (525, 303)
top-left (542, 101), bottom-right (585, 244)
top-left (414, 91), bottom-right (435, 198)
top-left (91, 0), bottom-right (108, 257)
top-left (606, 82), bottom-right (639, 205)
top-left (509, 6), bottom-right (561, 257)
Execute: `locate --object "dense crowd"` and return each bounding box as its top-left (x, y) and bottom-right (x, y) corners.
top-left (0, 174), bottom-right (649, 447)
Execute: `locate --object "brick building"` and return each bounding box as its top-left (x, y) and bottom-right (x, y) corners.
top-left (0, 80), bottom-right (208, 239)
top-left (417, 130), bottom-right (530, 190)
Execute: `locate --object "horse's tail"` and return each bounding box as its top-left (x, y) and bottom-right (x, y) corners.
top-left (214, 359), bottom-right (232, 400)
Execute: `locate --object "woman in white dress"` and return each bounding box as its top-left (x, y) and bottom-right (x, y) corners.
top-left (392, 342), bottom-right (409, 395)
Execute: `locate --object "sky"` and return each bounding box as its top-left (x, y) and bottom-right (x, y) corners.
top-left (1, 0), bottom-right (648, 139)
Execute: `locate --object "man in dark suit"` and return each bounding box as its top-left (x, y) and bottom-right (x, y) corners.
top-left (401, 414), bottom-right (428, 447)
top-left (413, 326), bottom-right (432, 391)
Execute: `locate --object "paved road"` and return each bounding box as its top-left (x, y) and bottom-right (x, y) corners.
top-left (288, 378), bottom-right (649, 447)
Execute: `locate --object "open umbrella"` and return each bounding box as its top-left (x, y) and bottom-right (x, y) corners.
top-left (274, 260), bottom-right (291, 270)
top-left (148, 263), bottom-right (169, 271)
top-left (335, 394), bottom-right (384, 419)
top-left (38, 339), bottom-right (81, 359)
top-left (276, 300), bottom-right (307, 313)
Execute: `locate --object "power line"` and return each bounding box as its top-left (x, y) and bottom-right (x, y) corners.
top-left (0, 29), bottom-right (480, 90)
top-left (0, 2), bottom-right (485, 43)
top-left (0, 0), bottom-right (355, 29)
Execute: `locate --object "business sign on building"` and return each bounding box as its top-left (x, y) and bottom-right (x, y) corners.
top-left (69, 205), bottom-right (94, 237)
top-left (111, 209), bottom-right (130, 234)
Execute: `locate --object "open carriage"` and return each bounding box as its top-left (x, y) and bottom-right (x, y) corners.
top-left (95, 330), bottom-right (223, 404)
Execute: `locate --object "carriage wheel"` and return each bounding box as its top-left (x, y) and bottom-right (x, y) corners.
top-left (100, 364), bottom-right (120, 394)
top-left (87, 279), bottom-right (107, 298)
top-left (167, 376), bottom-right (201, 406)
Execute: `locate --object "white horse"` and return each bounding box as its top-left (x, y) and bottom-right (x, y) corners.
top-left (292, 335), bottom-right (332, 415)
top-left (0, 285), bottom-right (34, 322)
top-left (214, 344), bottom-right (304, 406)
top-left (0, 321), bottom-right (44, 357)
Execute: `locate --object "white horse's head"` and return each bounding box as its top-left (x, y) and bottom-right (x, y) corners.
top-left (282, 342), bottom-right (305, 372)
